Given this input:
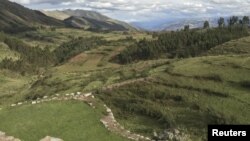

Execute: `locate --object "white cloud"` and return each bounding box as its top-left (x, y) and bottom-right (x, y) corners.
top-left (9, 0), bottom-right (250, 23)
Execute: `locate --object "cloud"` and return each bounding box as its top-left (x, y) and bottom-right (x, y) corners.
top-left (10, 0), bottom-right (250, 23)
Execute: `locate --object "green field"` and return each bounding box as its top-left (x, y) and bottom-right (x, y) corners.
top-left (0, 101), bottom-right (128, 141)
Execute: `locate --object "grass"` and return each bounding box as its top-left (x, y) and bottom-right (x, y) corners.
top-left (207, 36), bottom-right (250, 55)
top-left (0, 42), bottom-right (20, 61)
top-left (96, 53), bottom-right (250, 140)
top-left (0, 70), bottom-right (31, 106)
top-left (0, 101), bottom-right (128, 141)
top-left (0, 28), bottom-right (249, 141)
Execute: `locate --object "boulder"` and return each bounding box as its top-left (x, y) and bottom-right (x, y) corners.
top-left (40, 136), bottom-right (63, 141)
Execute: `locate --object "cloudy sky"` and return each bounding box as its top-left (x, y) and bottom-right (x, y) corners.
top-left (10, 0), bottom-right (250, 25)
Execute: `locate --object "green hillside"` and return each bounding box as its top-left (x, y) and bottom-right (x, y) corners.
top-left (43, 9), bottom-right (136, 31)
top-left (0, 7), bottom-right (249, 140)
top-left (0, 0), bottom-right (63, 33)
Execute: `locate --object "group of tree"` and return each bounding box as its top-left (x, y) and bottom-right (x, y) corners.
top-left (54, 36), bottom-right (106, 64)
top-left (0, 34), bottom-right (55, 74)
top-left (117, 16), bottom-right (249, 64)
top-left (0, 32), bottom-right (106, 74)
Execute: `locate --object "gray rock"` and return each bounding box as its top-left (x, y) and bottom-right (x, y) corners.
top-left (40, 136), bottom-right (63, 141)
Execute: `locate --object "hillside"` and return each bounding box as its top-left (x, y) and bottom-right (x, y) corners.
top-left (0, 2), bottom-right (249, 140)
top-left (0, 0), bottom-right (64, 33)
top-left (43, 9), bottom-right (136, 31)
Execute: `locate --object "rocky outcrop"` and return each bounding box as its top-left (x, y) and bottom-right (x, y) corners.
top-left (0, 131), bottom-right (21, 141)
top-left (40, 136), bottom-right (63, 141)
top-left (100, 105), bottom-right (151, 141)
top-left (153, 129), bottom-right (190, 141)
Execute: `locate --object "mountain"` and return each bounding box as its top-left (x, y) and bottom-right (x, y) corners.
top-left (0, 0), bottom-right (64, 33)
top-left (131, 18), bottom-right (219, 31)
top-left (159, 18), bottom-right (218, 31)
top-left (43, 9), bottom-right (136, 31)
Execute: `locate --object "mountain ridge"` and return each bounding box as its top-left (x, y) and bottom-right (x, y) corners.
top-left (0, 0), bottom-right (64, 33)
top-left (43, 9), bottom-right (137, 31)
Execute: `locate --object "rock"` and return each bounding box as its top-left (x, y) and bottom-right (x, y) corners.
top-left (43, 96), bottom-right (48, 99)
top-left (106, 108), bottom-right (112, 113)
top-left (17, 102), bottom-right (22, 105)
top-left (153, 131), bottom-right (158, 137)
top-left (91, 95), bottom-right (95, 98)
top-left (65, 94), bottom-right (69, 96)
top-left (56, 94), bottom-right (60, 96)
top-left (0, 131), bottom-right (21, 141)
top-left (32, 101), bottom-right (36, 104)
top-left (6, 136), bottom-right (15, 140)
top-left (11, 104), bottom-right (16, 107)
top-left (77, 92), bottom-right (81, 95)
top-left (167, 132), bottom-right (174, 140)
top-left (88, 103), bottom-right (93, 106)
top-left (174, 129), bottom-right (180, 135)
top-left (0, 131), bottom-right (5, 136)
top-left (84, 93), bottom-right (92, 97)
top-left (40, 136), bottom-right (63, 141)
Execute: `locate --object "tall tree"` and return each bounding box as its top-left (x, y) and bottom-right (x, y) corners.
top-left (203, 21), bottom-right (210, 29)
top-left (242, 16), bottom-right (250, 26)
top-left (228, 16), bottom-right (239, 26)
top-left (184, 25), bottom-right (190, 31)
top-left (218, 17), bottom-right (225, 28)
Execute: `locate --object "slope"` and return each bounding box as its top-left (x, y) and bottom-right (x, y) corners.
top-left (0, 0), bottom-right (64, 33)
top-left (43, 9), bottom-right (136, 31)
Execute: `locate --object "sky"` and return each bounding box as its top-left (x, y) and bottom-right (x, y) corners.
top-left (9, 0), bottom-right (250, 27)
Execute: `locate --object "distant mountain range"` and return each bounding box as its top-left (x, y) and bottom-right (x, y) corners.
top-left (0, 0), bottom-right (136, 33)
top-left (131, 18), bottom-right (219, 31)
top-left (0, 0), bottom-right (63, 33)
top-left (42, 9), bottom-right (136, 31)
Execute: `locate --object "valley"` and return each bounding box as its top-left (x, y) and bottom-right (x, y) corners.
top-left (0, 0), bottom-right (250, 141)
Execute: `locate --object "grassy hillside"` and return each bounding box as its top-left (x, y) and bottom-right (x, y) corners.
top-left (0, 0), bottom-right (63, 33)
top-left (0, 101), bottom-right (128, 141)
top-left (0, 42), bottom-right (20, 61)
top-left (97, 54), bottom-right (250, 140)
top-left (207, 36), bottom-right (250, 55)
top-left (0, 26), bottom-right (249, 141)
top-left (43, 9), bottom-right (136, 31)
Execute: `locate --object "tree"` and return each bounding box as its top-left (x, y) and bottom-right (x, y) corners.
top-left (203, 21), bottom-right (210, 29)
top-left (242, 16), bottom-right (250, 26)
top-left (218, 17), bottom-right (225, 28)
top-left (184, 25), bottom-right (190, 31)
top-left (228, 16), bottom-right (239, 26)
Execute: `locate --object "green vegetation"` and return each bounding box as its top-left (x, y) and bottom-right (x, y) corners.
top-left (97, 55), bottom-right (250, 140)
top-left (0, 101), bottom-right (128, 141)
top-left (0, 15), bottom-right (249, 141)
top-left (117, 26), bottom-right (249, 63)
top-left (0, 42), bottom-right (20, 61)
top-left (54, 36), bottom-right (106, 63)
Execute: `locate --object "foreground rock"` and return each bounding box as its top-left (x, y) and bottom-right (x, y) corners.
top-left (0, 131), bottom-right (21, 141)
top-left (40, 136), bottom-right (63, 141)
